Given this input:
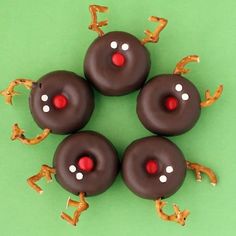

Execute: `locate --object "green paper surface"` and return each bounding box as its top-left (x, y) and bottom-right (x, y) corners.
top-left (0, 0), bottom-right (235, 235)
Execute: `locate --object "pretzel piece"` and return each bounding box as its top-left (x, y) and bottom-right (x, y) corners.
top-left (27, 165), bottom-right (56, 194)
top-left (61, 193), bottom-right (89, 226)
top-left (88, 5), bottom-right (108, 36)
top-left (0, 79), bottom-right (33, 104)
top-left (200, 85), bottom-right (223, 108)
top-left (173, 55), bottom-right (200, 75)
top-left (156, 199), bottom-right (190, 226)
top-left (186, 161), bottom-right (217, 186)
top-left (11, 123), bottom-right (50, 145)
top-left (141, 16), bottom-right (168, 45)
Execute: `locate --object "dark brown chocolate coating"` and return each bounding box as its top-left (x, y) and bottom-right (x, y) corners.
top-left (84, 31), bottom-right (150, 96)
top-left (53, 131), bottom-right (119, 196)
top-left (137, 74), bottom-right (201, 136)
top-left (122, 136), bottom-right (186, 200)
top-left (29, 71), bottom-right (94, 134)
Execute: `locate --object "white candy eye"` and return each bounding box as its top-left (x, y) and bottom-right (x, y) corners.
top-left (166, 166), bottom-right (174, 173)
top-left (182, 93), bottom-right (189, 101)
top-left (175, 84), bottom-right (183, 92)
top-left (41, 94), bottom-right (48, 102)
top-left (43, 105), bottom-right (50, 112)
top-left (121, 43), bottom-right (129, 51)
top-left (76, 172), bottom-right (83, 180)
top-left (110, 41), bottom-right (118, 49)
top-left (69, 165), bottom-right (76, 173)
top-left (159, 175), bottom-right (167, 183)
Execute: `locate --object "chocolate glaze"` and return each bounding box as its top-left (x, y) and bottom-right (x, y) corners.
top-left (84, 31), bottom-right (151, 96)
top-left (53, 131), bottom-right (119, 196)
top-left (29, 71), bottom-right (94, 134)
top-left (137, 74), bottom-right (201, 136)
top-left (122, 136), bottom-right (186, 200)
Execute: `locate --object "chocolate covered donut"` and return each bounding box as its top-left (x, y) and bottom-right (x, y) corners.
top-left (137, 74), bottom-right (201, 136)
top-left (84, 31), bottom-right (151, 96)
top-left (29, 71), bottom-right (94, 134)
top-left (122, 136), bottom-right (186, 199)
top-left (53, 131), bottom-right (119, 196)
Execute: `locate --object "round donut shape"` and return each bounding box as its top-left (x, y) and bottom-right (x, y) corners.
top-left (29, 71), bottom-right (94, 134)
top-left (53, 131), bottom-right (119, 196)
top-left (84, 31), bottom-right (151, 96)
top-left (137, 74), bottom-right (201, 136)
top-left (122, 136), bottom-right (186, 200)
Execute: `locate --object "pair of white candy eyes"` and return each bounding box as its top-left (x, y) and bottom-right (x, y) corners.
top-left (175, 84), bottom-right (189, 101)
top-left (159, 165), bottom-right (174, 183)
top-left (110, 41), bottom-right (129, 51)
top-left (41, 94), bottom-right (50, 112)
top-left (69, 165), bottom-right (84, 180)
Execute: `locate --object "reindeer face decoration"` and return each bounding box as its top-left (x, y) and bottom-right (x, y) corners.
top-left (1, 71), bottom-right (94, 144)
top-left (84, 5), bottom-right (167, 96)
top-left (27, 131), bottom-right (119, 226)
top-left (137, 56), bottom-right (223, 136)
top-left (122, 135), bottom-right (217, 226)
top-left (122, 136), bottom-right (187, 200)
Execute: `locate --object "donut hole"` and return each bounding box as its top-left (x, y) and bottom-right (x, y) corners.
top-left (145, 159), bottom-right (159, 175)
top-left (163, 95), bottom-right (179, 112)
top-left (76, 155), bottom-right (96, 172)
top-left (52, 94), bottom-right (68, 110)
top-left (111, 51), bottom-right (126, 67)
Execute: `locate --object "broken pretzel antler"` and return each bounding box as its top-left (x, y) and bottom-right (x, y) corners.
top-left (156, 199), bottom-right (190, 226)
top-left (11, 123), bottom-right (50, 145)
top-left (200, 85), bottom-right (223, 108)
top-left (186, 161), bottom-right (217, 186)
top-left (61, 192), bottom-right (89, 226)
top-left (173, 55), bottom-right (200, 75)
top-left (0, 79), bottom-right (33, 104)
top-left (27, 165), bottom-right (56, 194)
top-left (141, 16), bottom-right (168, 45)
top-left (88, 5), bottom-right (108, 37)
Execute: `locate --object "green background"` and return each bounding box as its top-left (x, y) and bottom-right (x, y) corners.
top-left (0, 0), bottom-right (235, 235)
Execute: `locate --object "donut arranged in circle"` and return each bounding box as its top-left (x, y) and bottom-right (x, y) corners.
top-left (84, 31), bottom-right (151, 96)
top-left (53, 131), bottom-right (119, 196)
top-left (137, 74), bottom-right (201, 136)
top-left (29, 71), bottom-right (94, 134)
top-left (122, 136), bottom-right (186, 199)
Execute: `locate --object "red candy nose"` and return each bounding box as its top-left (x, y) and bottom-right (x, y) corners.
top-left (53, 94), bottom-right (68, 109)
top-left (112, 52), bottom-right (125, 67)
top-left (145, 160), bottom-right (158, 175)
top-left (78, 156), bottom-right (94, 172)
top-left (164, 96), bottom-right (179, 111)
